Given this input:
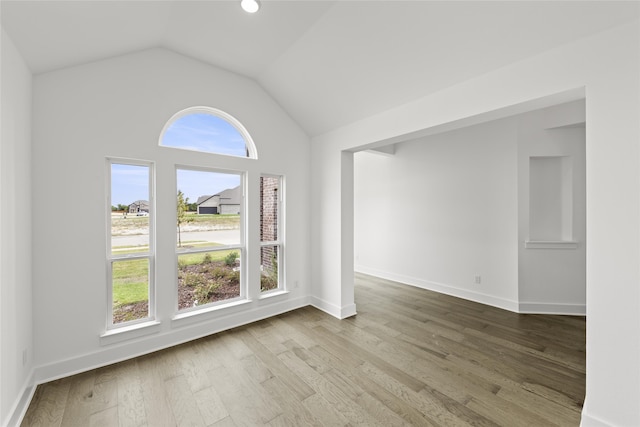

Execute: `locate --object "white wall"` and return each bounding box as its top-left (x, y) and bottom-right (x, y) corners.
top-left (354, 117), bottom-right (520, 310)
top-left (31, 48), bottom-right (311, 382)
top-left (312, 20), bottom-right (639, 426)
top-left (518, 101), bottom-right (586, 314)
top-left (0, 29), bottom-right (33, 427)
top-left (354, 101), bottom-right (586, 315)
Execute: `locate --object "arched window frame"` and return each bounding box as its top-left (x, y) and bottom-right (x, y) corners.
top-left (159, 106), bottom-right (258, 159)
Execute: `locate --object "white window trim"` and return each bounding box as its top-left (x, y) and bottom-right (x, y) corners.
top-left (175, 166), bottom-right (248, 314)
top-left (105, 158), bottom-right (156, 331)
top-left (159, 106), bottom-right (258, 159)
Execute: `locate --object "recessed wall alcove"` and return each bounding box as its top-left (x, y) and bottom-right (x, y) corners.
top-left (529, 155), bottom-right (573, 241)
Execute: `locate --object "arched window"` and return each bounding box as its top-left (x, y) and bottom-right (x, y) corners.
top-left (160, 107), bottom-right (258, 159)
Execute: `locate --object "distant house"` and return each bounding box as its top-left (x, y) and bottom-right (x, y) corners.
top-left (128, 200), bottom-right (149, 215)
top-left (197, 186), bottom-right (241, 214)
top-left (196, 195), bottom-right (215, 214)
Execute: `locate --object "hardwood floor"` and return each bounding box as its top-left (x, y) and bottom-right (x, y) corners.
top-left (22, 273), bottom-right (586, 426)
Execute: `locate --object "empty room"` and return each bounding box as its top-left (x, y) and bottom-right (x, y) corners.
top-left (1, 1), bottom-right (639, 426)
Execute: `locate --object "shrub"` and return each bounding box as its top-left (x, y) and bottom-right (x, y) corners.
top-left (261, 253), bottom-right (278, 291)
top-left (194, 281), bottom-right (221, 302)
top-left (202, 253), bottom-right (213, 264)
top-left (224, 251), bottom-right (239, 267)
top-left (183, 271), bottom-right (205, 288)
top-left (260, 275), bottom-right (278, 292)
top-left (227, 269), bottom-right (240, 283)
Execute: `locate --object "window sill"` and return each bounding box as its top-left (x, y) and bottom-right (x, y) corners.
top-left (259, 290), bottom-right (289, 300)
top-left (525, 240), bottom-right (579, 249)
top-left (171, 298), bottom-right (252, 326)
top-left (100, 320), bottom-right (161, 346)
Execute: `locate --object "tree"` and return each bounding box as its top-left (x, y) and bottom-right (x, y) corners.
top-left (177, 190), bottom-right (192, 247)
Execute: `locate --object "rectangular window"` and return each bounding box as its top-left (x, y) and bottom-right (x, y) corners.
top-left (176, 167), bottom-right (244, 311)
top-left (107, 160), bottom-right (154, 327)
top-left (260, 175), bottom-right (283, 293)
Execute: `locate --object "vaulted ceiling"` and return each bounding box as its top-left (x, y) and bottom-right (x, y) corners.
top-left (2, 1), bottom-right (638, 137)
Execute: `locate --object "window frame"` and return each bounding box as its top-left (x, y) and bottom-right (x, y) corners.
top-left (105, 158), bottom-right (155, 330)
top-left (260, 174), bottom-right (284, 295)
top-left (175, 165), bottom-right (247, 314)
top-left (159, 106), bottom-right (258, 159)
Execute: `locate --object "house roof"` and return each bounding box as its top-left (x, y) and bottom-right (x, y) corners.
top-left (218, 186), bottom-right (242, 205)
top-left (2, 1), bottom-right (637, 138)
top-left (196, 186), bottom-right (241, 206)
top-left (196, 195), bottom-right (213, 205)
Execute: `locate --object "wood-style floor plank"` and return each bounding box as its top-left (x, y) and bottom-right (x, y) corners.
top-left (21, 378), bottom-right (71, 427)
top-left (22, 273), bottom-right (585, 426)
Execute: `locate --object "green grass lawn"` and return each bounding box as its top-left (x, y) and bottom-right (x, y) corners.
top-left (186, 214), bottom-right (239, 228)
top-left (112, 258), bottom-right (148, 307)
top-left (112, 246), bottom-right (240, 306)
top-left (178, 249), bottom-right (238, 266)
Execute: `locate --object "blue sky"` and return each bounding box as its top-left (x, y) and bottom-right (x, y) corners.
top-left (176, 169), bottom-right (241, 204)
top-left (111, 113), bottom-right (245, 207)
top-left (111, 165), bottom-right (241, 207)
top-left (162, 113), bottom-right (247, 157)
top-left (111, 163), bottom-right (149, 207)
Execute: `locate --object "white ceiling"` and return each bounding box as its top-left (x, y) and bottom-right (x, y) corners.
top-left (2, 1), bottom-right (638, 137)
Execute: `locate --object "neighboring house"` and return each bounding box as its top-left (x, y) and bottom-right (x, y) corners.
top-left (128, 200), bottom-right (149, 214)
top-left (196, 195), bottom-right (215, 214)
top-left (197, 186), bottom-right (241, 215)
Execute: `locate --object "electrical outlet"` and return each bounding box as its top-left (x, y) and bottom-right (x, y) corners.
top-left (474, 275), bottom-right (481, 284)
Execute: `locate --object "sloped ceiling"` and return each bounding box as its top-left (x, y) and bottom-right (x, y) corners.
top-left (2, 1), bottom-right (638, 137)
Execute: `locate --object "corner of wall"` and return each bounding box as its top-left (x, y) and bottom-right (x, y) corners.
top-left (2, 371), bottom-right (36, 427)
top-left (1, 27), bottom-right (35, 427)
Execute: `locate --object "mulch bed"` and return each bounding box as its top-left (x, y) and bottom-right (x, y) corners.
top-left (112, 262), bottom-right (240, 324)
top-left (177, 263), bottom-right (240, 310)
top-left (113, 301), bottom-right (149, 324)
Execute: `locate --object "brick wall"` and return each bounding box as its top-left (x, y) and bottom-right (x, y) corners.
top-left (260, 176), bottom-right (279, 278)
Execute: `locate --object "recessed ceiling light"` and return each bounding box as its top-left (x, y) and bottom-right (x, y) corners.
top-left (241, 0), bottom-right (260, 13)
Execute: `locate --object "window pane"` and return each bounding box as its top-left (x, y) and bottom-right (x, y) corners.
top-left (112, 258), bottom-right (149, 324)
top-left (260, 176), bottom-right (279, 242)
top-left (178, 250), bottom-right (241, 310)
top-left (111, 163), bottom-right (149, 255)
top-left (162, 113), bottom-right (249, 157)
top-left (260, 245), bottom-right (279, 292)
top-left (177, 169), bottom-right (241, 249)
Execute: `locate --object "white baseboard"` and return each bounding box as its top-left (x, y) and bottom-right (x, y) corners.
top-left (31, 296), bottom-right (310, 387)
top-left (3, 371), bottom-right (35, 427)
top-left (356, 265), bottom-right (587, 316)
top-left (355, 265), bottom-right (520, 313)
top-left (519, 301), bottom-right (586, 316)
top-left (309, 296), bottom-right (357, 319)
top-left (340, 303), bottom-right (357, 318)
top-left (580, 410), bottom-right (612, 426)
top-left (12, 294), bottom-right (361, 426)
